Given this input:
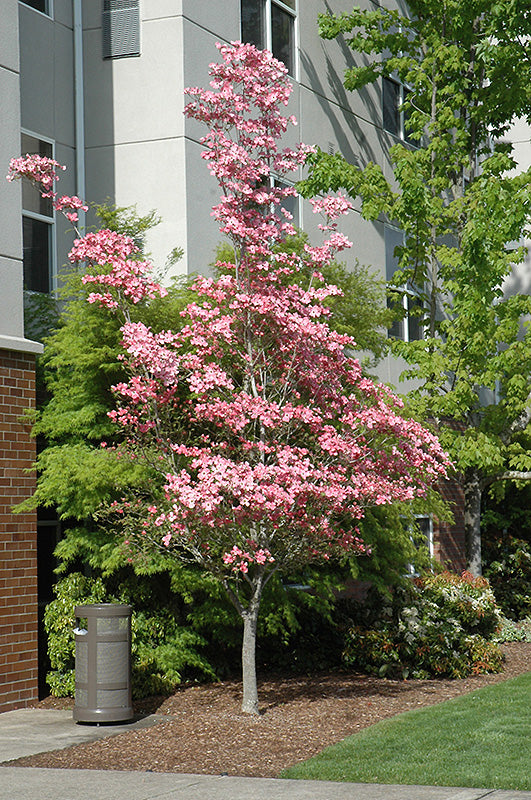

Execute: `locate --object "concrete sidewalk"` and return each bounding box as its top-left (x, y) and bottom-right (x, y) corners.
top-left (0, 707), bottom-right (160, 762)
top-left (1, 768), bottom-right (530, 800)
top-left (1, 708), bottom-right (530, 800)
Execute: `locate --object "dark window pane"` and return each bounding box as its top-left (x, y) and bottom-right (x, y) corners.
top-left (21, 134), bottom-right (53, 217)
top-left (21, 133), bottom-right (52, 159)
top-left (417, 516), bottom-right (431, 538)
top-left (23, 216), bottom-right (51, 293)
top-left (20, 0), bottom-right (48, 13)
top-left (385, 225), bottom-right (403, 280)
top-left (407, 293), bottom-right (423, 340)
top-left (271, 3), bottom-right (294, 74)
top-left (241, 0), bottom-right (265, 49)
top-left (415, 516), bottom-right (431, 549)
top-left (385, 226), bottom-right (406, 339)
top-left (273, 178), bottom-right (299, 227)
top-left (279, 193), bottom-right (299, 227)
top-left (383, 77), bottom-right (400, 136)
top-left (387, 296), bottom-right (405, 340)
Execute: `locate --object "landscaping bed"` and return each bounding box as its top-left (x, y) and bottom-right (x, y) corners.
top-left (9, 642), bottom-right (531, 778)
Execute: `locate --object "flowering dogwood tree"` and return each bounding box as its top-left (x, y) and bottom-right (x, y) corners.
top-left (9, 42), bottom-right (450, 714)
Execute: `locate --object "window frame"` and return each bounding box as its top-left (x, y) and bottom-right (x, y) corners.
top-left (241, 0), bottom-right (298, 80)
top-left (382, 76), bottom-right (415, 146)
top-left (407, 514), bottom-right (434, 576)
top-left (19, 0), bottom-right (53, 18)
top-left (21, 129), bottom-right (57, 294)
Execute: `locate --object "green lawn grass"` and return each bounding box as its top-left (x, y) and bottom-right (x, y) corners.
top-left (280, 671), bottom-right (531, 790)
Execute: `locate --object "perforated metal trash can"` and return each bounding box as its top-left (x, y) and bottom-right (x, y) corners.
top-left (73, 603), bottom-right (134, 723)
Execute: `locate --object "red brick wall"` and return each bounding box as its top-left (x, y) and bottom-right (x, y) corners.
top-left (433, 478), bottom-right (467, 573)
top-left (0, 349), bottom-right (39, 711)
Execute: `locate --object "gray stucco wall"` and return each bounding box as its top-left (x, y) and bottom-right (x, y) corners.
top-left (74, 1), bottom-right (395, 282)
top-left (11, 0), bottom-right (433, 378)
top-left (0, 0), bottom-right (40, 351)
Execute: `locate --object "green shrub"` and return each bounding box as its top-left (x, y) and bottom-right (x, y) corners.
top-left (494, 616), bottom-right (531, 643)
top-left (481, 485), bottom-right (531, 620)
top-left (43, 564), bottom-right (353, 697)
top-left (44, 573), bottom-right (108, 696)
top-left (257, 590), bottom-right (345, 674)
top-left (44, 572), bottom-right (216, 698)
top-left (483, 536), bottom-right (531, 621)
top-left (420, 570), bottom-right (501, 639)
top-left (342, 571), bottom-right (504, 679)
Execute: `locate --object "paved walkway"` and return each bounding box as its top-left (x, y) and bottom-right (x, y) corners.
top-left (1, 708), bottom-right (530, 800)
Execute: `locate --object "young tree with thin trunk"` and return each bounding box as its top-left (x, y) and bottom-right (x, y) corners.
top-left (9, 42), bottom-right (450, 713)
top-left (301, 1), bottom-right (531, 575)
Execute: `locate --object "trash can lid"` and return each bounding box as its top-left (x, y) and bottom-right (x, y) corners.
top-left (75, 603), bottom-right (132, 616)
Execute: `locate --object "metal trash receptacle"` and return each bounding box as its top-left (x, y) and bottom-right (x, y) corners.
top-left (73, 603), bottom-right (134, 723)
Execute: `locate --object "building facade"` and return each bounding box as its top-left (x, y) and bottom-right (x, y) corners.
top-left (0, 2), bottom-right (43, 712)
top-left (1, 0), bottom-right (489, 706)
top-left (16, 0), bottom-right (417, 377)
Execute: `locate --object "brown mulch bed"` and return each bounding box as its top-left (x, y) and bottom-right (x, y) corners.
top-left (9, 642), bottom-right (531, 778)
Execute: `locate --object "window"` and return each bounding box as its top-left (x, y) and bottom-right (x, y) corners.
top-left (383, 77), bottom-right (415, 145)
top-left (415, 516), bottom-right (433, 553)
top-left (102, 0), bottom-right (140, 59)
top-left (241, 0), bottom-right (297, 77)
top-left (407, 515), bottom-right (433, 576)
top-left (272, 177), bottom-right (300, 228)
top-left (20, 0), bottom-right (51, 14)
top-left (252, 176), bottom-right (300, 230)
top-left (21, 132), bottom-right (55, 294)
top-left (385, 225), bottom-right (423, 342)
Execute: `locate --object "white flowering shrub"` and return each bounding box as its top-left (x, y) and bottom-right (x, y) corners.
top-left (343, 571), bottom-right (504, 679)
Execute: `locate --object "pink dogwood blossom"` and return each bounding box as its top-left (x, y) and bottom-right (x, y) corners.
top-left (7, 154), bottom-right (88, 222)
top-left (9, 42), bottom-right (451, 714)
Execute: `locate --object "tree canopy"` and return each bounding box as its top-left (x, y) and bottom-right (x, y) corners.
top-left (10, 42), bottom-right (450, 713)
top-left (300, 0), bottom-right (531, 574)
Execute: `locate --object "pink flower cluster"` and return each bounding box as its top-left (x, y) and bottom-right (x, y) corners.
top-left (7, 154), bottom-right (88, 223)
top-left (310, 194), bottom-right (354, 222)
top-left (7, 154), bottom-right (63, 193)
top-left (184, 42), bottom-right (314, 256)
top-left (222, 544), bottom-right (275, 574)
top-left (7, 43), bottom-right (452, 582)
top-left (71, 230), bottom-right (167, 308)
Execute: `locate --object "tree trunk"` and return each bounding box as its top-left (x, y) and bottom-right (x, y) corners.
top-left (223, 572), bottom-right (266, 715)
top-left (241, 601), bottom-right (260, 715)
top-left (464, 468), bottom-right (482, 576)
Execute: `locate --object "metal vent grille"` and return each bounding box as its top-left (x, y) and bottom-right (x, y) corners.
top-left (102, 0), bottom-right (140, 59)
top-left (96, 641), bottom-right (129, 682)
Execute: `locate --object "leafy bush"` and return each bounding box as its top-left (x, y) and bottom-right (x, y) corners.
top-left (44, 572), bottom-right (217, 698)
top-left (43, 498), bottom-right (431, 696)
top-left (257, 580), bottom-right (345, 674)
top-left (494, 616), bottom-right (531, 643)
top-left (420, 570), bottom-right (501, 638)
top-left (482, 485), bottom-right (531, 620)
top-left (484, 536), bottom-right (531, 621)
top-left (342, 571), bottom-right (504, 679)
top-left (43, 561), bottom-right (359, 697)
top-left (44, 573), bottom-right (107, 696)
